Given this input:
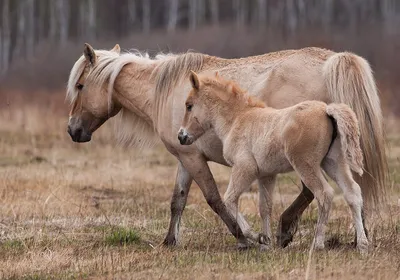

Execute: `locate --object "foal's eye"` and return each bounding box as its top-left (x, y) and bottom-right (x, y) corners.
top-left (76, 83), bottom-right (84, 90)
top-left (186, 104), bottom-right (193, 112)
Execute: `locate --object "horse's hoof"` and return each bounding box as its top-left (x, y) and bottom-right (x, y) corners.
top-left (276, 233), bottom-right (293, 248)
top-left (237, 242), bottom-right (251, 251)
top-left (162, 237), bottom-right (178, 247)
top-left (258, 233), bottom-right (271, 246)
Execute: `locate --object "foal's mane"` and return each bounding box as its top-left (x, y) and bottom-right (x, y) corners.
top-left (202, 75), bottom-right (266, 108)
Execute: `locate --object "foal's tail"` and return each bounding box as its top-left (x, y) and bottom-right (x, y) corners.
top-left (326, 104), bottom-right (364, 177)
top-left (323, 52), bottom-right (387, 211)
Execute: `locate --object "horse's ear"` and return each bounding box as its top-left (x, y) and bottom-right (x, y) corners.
top-left (189, 71), bottom-right (200, 90)
top-left (84, 43), bottom-right (97, 65)
top-left (111, 44), bottom-right (121, 54)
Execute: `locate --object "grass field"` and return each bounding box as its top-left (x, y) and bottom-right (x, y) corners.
top-left (0, 96), bottom-right (399, 279)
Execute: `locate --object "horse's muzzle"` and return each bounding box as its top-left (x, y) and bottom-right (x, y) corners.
top-left (68, 124), bottom-right (92, 143)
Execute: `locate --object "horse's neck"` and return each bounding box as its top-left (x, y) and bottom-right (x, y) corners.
top-left (113, 63), bottom-right (156, 127)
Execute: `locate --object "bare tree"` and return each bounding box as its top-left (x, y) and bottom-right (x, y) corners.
top-left (58, 0), bottom-right (69, 44)
top-left (209, 0), bottom-right (219, 25)
top-left (1, 0), bottom-right (10, 74)
top-left (142, 0), bottom-right (151, 33)
top-left (257, 0), bottom-right (267, 26)
top-left (167, 0), bottom-right (179, 32)
top-left (189, 0), bottom-right (197, 30)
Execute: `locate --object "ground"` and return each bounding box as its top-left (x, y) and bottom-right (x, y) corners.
top-left (0, 96), bottom-right (399, 279)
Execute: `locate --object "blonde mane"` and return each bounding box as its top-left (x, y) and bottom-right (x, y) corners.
top-left (66, 48), bottom-right (207, 147)
top-left (202, 75), bottom-right (266, 108)
top-left (152, 52), bottom-right (205, 130)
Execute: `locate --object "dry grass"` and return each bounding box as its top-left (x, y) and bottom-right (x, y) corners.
top-left (0, 95), bottom-right (399, 280)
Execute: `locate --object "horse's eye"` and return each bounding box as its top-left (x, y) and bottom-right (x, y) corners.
top-left (186, 104), bottom-right (193, 112)
top-left (76, 83), bottom-right (84, 90)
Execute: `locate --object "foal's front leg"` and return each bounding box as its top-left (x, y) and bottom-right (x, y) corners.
top-left (224, 165), bottom-right (268, 246)
top-left (163, 162), bottom-right (193, 246)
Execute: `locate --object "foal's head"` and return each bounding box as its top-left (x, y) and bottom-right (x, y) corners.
top-left (67, 43), bottom-right (122, 142)
top-left (178, 71), bottom-right (264, 145)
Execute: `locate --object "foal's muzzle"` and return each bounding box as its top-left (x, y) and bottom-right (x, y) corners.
top-left (178, 129), bottom-right (191, 145)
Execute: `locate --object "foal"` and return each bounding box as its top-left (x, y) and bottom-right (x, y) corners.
top-left (178, 71), bottom-right (368, 253)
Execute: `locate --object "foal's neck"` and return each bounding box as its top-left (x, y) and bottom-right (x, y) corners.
top-left (211, 100), bottom-right (257, 141)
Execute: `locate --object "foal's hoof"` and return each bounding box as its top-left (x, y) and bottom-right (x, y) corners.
top-left (277, 233), bottom-right (293, 248)
top-left (356, 241), bottom-right (369, 255)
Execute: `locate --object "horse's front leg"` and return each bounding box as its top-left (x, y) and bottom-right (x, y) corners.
top-left (277, 182), bottom-right (314, 248)
top-left (179, 153), bottom-right (249, 247)
top-left (163, 162), bottom-right (193, 246)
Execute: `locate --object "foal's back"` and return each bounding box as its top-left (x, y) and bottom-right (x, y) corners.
top-left (237, 100), bottom-right (334, 175)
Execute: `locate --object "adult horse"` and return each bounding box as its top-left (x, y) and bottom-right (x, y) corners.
top-left (66, 43), bottom-right (387, 248)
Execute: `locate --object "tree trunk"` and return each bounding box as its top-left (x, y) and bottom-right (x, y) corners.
top-left (209, 0), bottom-right (219, 25)
top-left (26, 0), bottom-right (35, 57)
top-left (189, 0), bottom-right (197, 31)
top-left (1, 0), bottom-right (10, 74)
top-left (142, 0), bottom-right (150, 33)
top-left (58, 0), bottom-right (69, 44)
top-left (258, 0), bottom-right (267, 26)
top-left (167, 0), bottom-right (179, 32)
top-left (14, 0), bottom-right (27, 60)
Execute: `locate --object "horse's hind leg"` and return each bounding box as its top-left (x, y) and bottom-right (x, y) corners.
top-left (277, 181), bottom-right (314, 248)
top-left (295, 166), bottom-right (334, 250)
top-left (258, 175), bottom-right (276, 246)
top-left (322, 159), bottom-right (369, 254)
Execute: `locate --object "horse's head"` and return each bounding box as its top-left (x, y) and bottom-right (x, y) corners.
top-left (178, 71), bottom-right (212, 145)
top-left (67, 43), bottom-right (122, 142)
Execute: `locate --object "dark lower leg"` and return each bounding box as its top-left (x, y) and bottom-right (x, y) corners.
top-left (277, 181), bottom-right (314, 247)
top-left (163, 163), bottom-right (192, 246)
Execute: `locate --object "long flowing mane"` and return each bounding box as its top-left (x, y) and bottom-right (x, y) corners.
top-left (66, 48), bottom-right (206, 147)
top-left (152, 52), bottom-right (205, 130)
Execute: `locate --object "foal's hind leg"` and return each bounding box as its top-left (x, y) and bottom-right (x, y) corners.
top-left (322, 159), bottom-right (369, 254)
top-left (295, 166), bottom-right (334, 250)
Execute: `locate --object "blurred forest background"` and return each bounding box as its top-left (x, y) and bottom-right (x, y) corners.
top-left (0, 0), bottom-right (399, 114)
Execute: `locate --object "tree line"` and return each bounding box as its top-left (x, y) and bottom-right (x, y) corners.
top-left (1, 0), bottom-right (400, 75)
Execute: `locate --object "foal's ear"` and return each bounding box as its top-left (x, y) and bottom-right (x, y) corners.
top-left (111, 44), bottom-right (121, 54)
top-left (83, 43), bottom-right (97, 65)
top-left (189, 71), bottom-right (200, 90)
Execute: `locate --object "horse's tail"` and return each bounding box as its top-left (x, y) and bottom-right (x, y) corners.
top-left (323, 52), bottom-right (387, 211)
top-left (326, 104), bottom-right (364, 176)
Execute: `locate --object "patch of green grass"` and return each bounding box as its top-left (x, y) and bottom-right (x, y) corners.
top-left (104, 227), bottom-right (140, 246)
top-left (17, 271), bottom-right (89, 280)
top-left (2, 239), bottom-right (24, 251)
